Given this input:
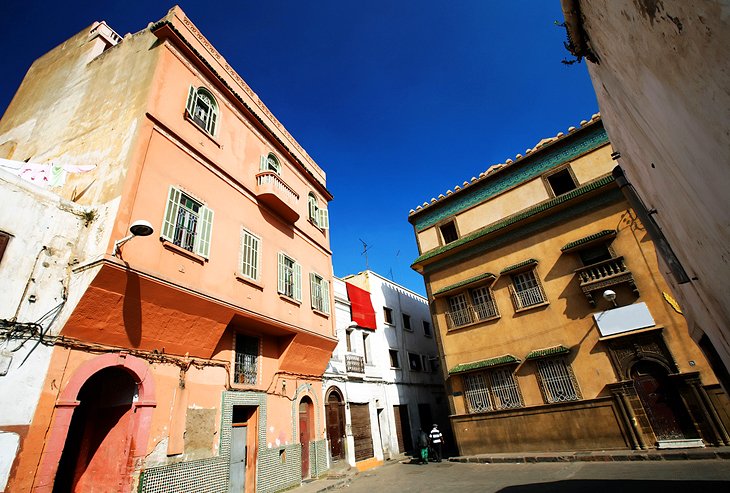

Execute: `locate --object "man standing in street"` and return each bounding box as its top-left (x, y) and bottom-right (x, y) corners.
top-left (429, 424), bottom-right (444, 462)
top-left (417, 428), bottom-right (430, 464)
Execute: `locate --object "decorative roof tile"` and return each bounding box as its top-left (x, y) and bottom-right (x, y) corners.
top-left (525, 345), bottom-right (570, 360)
top-left (449, 354), bottom-right (519, 374)
top-left (561, 230), bottom-right (617, 252)
top-left (411, 174), bottom-right (615, 267)
top-left (433, 272), bottom-right (496, 296)
top-left (499, 259), bottom-right (538, 275)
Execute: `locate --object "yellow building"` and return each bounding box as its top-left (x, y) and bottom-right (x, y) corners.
top-left (409, 116), bottom-right (730, 454)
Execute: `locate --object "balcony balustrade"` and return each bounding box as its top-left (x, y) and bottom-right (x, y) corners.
top-left (445, 298), bottom-right (500, 329)
top-left (345, 354), bottom-right (365, 374)
top-left (509, 285), bottom-right (548, 311)
top-left (574, 255), bottom-right (638, 305)
top-left (255, 171), bottom-right (300, 222)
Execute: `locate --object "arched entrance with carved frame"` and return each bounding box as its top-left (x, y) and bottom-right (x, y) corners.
top-left (34, 352), bottom-right (156, 493)
top-left (325, 387), bottom-right (346, 462)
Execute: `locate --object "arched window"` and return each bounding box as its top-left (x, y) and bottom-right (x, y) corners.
top-left (185, 86), bottom-right (219, 136)
top-left (265, 153), bottom-right (281, 175)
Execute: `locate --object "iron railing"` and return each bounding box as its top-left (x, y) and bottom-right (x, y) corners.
top-left (345, 354), bottom-right (365, 374)
top-left (509, 285), bottom-right (547, 310)
top-left (445, 298), bottom-right (499, 329)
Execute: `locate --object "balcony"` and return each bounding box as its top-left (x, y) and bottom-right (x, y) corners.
top-left (345, 354), bottom-right (365, 374)
top-left (509, 285), bottom-right (548, 311)
top-left (445, 298), bottom-right (500, 330)
top-left (255, 171), bottom-right (300, 223)
top-left (575, 256), bottom-right (638, 306)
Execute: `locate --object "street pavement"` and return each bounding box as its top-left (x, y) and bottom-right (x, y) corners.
top-left (332, 460), bottom-right (730, 493)
top-left (303, 459), bottom-right (730, 493)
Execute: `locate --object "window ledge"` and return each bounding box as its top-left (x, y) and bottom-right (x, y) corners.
top-left (185, 113), bottom-right (221, 148)
top-left (279, 294), bottom-right (301, 306)
top-left (446, 315), bottom-right (502, 333)
top-left (312, 308), bottom-right (330, 318)
top-left (514, 301), bottom-right (550, 314)
top-left (162, 240), bottom-right (206, 264)
top-left (235, 273), bottom-right (264, 290)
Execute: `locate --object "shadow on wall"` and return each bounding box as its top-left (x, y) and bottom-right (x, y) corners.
top-left (122, 269), bottom-right (142, 347)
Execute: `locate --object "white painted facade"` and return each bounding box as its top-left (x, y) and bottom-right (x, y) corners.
top-left (322, 272), bottom-right (448, 467)
top-left (0, 162), bottom-right (113, 491)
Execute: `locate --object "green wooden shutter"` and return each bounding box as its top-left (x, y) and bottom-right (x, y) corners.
top-left (207, 106), bottom-right (217, 136)
top-left (277, 252), bottom-right (286, 294)
top-left (309, 272), bottom-right (317, 308)
top-left (260, 155), bottom-right (267, 172)
top-left (194, 205), bottom-right (214, 259)
top-left (322, 278), bottom-right (330, 314)
top-left (293, 261), bottom-right (302, 302)
top-left (185, 86), bottom-right (196, 116)
top-left (161, 186), bottom-right (182, 241)
top-left (318, 207), bottom-right (329, 230)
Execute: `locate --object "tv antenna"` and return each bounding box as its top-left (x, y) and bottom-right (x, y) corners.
top-left (359, 239), bottom-right (372, 270)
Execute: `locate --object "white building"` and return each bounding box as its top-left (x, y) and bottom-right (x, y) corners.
top-left (322, 271), bottom-right (448, 470)
top-left (0, 161), bottom-right (112, 491)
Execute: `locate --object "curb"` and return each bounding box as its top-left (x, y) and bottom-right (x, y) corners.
top-left (450, 448), bottom-right (730, 464)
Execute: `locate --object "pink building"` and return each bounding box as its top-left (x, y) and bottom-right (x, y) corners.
top-left (0, 6), bottom-right (336, 492)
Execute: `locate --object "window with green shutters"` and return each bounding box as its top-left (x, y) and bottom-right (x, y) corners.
top-left (277, 252), bottom-right (301, 301)
top-left (161, 186), bottom-right (214, 259)
top-left (239, 228), bottom-right (260, 281)
top-left (185, 86), bottom-right (218, 136)
top-left (310, 272), bottom-right (330, 314)
top-left (260, 153), bottom-right (281, 174)
top-left (307, 192), bottom-right (329, 230)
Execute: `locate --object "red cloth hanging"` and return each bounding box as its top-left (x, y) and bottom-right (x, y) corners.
top-left (345, 282), bottom-right (377, 330)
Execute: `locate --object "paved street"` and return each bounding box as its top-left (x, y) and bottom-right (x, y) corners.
top-left (334, 460), bottom-right (730, 493)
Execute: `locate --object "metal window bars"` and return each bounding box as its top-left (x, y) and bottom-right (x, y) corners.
top-left (536, 357), bottom-right (581, 403)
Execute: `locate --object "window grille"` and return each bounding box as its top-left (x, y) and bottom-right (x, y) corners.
top-left (489, 368), bottom-right (523, 409)
top-left (234, 335), bottom-right (258, 385)
top-left (161, 186), bottom-right (214, 258)
top-left (510, 270), bottom-right (547, 309)
top-left (536, 357), bottom-right (581, 403)
top-left (463, 369), bottom-right (523, 413)
top-left (239, 229), bottom-right (260, 280)
top-left (463, 372), bottom-right (493, 413)
top-left (470, 286), bottom-right (499, 320)
top-left (447, 293), bottom-right (473, 327)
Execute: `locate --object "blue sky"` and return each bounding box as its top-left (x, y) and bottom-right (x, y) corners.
top-left (0, 1), bottom-right (599, 296)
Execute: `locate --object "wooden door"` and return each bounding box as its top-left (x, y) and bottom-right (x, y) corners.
top-left (350, 403), bottom-right (373, 462)
top-left (326, 394), bottom-right (345, 461)
top-left (299, 398), bottom-right (313, 479)
top-left (393, 405), bottom-right (412, 453)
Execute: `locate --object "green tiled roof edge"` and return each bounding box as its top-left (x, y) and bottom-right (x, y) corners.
top-left (525, 345), bottom-right (570, 360)
top-left (561, 230), bottom-right (616, 251)
top-left (433, 272), bottom-right (496, 296)
top-left (500, 258), bottom-right (538, 275)
top-left (412, 174), bottom-right (615, 267)
top-left (449, 354), bottom-right (519, 374)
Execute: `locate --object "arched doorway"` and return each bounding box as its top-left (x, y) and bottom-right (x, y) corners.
top-left (631, 360), bottom-right (698, 443)
top-left (325, 388), bottom-right (346, 462)
top-left (299, 397), bottom-right (314, 479)
top-left (54, 367), bottom-right (136, 492)
top-left (35, 353), bottom-right (156, 493)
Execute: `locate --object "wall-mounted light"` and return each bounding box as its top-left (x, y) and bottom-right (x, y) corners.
top-left (603, 289), bottom-right (618, 308)
top-left (113, 220), bottom-right (154, 257)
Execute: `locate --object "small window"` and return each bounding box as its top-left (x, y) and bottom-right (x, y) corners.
top-left (408, 352), bottom-right (422, 371)
top-left (389, 349), bottom-right (400, 368)
top-left (546, 168), bottom-right (577, 196)
top-left (463, 368), bottom-right (523, 413)
top-left (307, 192), bottom-right (329, 230)
top-left (383, 307), bottom-right (394, 325)
top-left (239, 228), bottom-right (260, 281)
top-left (578, 244), bottom-right (613, 266)
top-left (536, 357), bottom-right (581, 403)
top-left (277, 252), bottom-right (302, 301)
top-left (421, 355), bottom-right (430, 372)
top-left (346, 329), bottom-right (353, 352)
top-left (308, 193), bottom-right (318, 222)
top-left (185, 86), bottom-right (218, 136)
top-left (161, 186), bottom-right (214, 258)
top-left (445, 283), bottom-right (499, 330)
top-left (402, 313), bottom-right (412, 331)
top-left (509, 269), bottom-right (547, 310)
top-left (439, 221), bottom-right (458, 245)
top-left (234, 335), bottom-right (259, 385)
top-left (310, 272), bottom-right (330, 314)
top-left (363, 333), bottom-right (370, 363)
top-left (260, 153), bottom-right (282, 175)
top-left (422, 321), bottom-right (431, 337)
top-left (0, 232), bottom-right (10, 264)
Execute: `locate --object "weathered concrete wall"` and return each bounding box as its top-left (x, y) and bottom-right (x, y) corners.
top-left (576, 0), bottom-right (730, 373)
